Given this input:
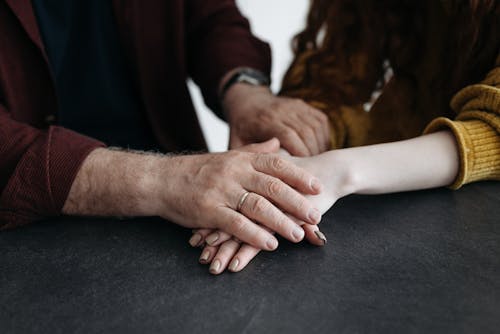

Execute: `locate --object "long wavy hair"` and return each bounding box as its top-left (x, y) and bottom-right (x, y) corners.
top-left (282, 0), bottom-right (500, 109)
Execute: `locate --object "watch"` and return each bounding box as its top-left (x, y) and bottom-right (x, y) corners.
top-left (220, 67), bottom-right (271, 100)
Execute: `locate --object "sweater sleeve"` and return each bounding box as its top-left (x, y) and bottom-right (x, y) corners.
top-left (185, 0), bottom-right (272, 117)
top-left (0, 106), bottom-right (104, 230)
top-left (424, 55), bottom-right (500, 189)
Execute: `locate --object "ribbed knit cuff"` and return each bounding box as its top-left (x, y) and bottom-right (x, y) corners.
top-left (424, 117), bottom-right (500, 189)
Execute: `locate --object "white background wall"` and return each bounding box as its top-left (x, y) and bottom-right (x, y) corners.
top-left (188, 0), bottom-right (310, 152)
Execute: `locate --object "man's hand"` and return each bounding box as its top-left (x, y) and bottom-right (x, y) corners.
top-left (63, 139), bottom-right (323, 252)
top-left (223, 84), bottom-right (331, 156)
top-left (189, 151), bottom-right (347, 275)
top-left (156, 139), bottom-right (322, 250)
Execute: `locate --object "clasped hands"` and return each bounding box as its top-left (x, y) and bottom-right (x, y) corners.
top-left (186, 84), bottom-right (333, 274)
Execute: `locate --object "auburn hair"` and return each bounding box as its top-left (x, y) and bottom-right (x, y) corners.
top-left (282, 0), bottom-right (500, 108)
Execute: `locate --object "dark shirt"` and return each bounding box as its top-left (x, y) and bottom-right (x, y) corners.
top-left (32, 0), bottom-right (159, 150)
top-left (0, 0), bottom-right (271, 228)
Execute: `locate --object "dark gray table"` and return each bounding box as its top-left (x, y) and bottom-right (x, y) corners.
top-left (1, 182), bottom-right (499, 334)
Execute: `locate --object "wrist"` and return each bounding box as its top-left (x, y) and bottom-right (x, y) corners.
top-left (63, 148), bottom-right (170, 218)
top-left (223, 83), bottom-right (272, 121)
top-left (315, 150), bottom-right (361, 198)
top-left (219, 67), bottom-right (270, 99)
top-left (149, 154), bottom-right (206, 221)
top-left (219, 67), bottom-right (271, 119)
top-left (133, 153), bottom-right (171, 216)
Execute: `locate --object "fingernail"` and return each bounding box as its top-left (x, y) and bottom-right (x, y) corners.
top-left (308, 208), bottom-right (321, 224)
top-left (210, 259), bottom-right (221, 274)
top-left (200, 250), bottom-right (210, 263)
top-left (266, 237), bottom-right (279, 250)
top-left (311, 178), bottom-right (322, 192)
top-left (189, 234), bottom-right (202, 247)
top-left (229, 258), bottom-right (240, 272)
top-left (292, 226), bottom-right (305, 241)
top-left (206, 233), bottom-right (220, 246)
top-left (314, 230), bottom-right (327, 245)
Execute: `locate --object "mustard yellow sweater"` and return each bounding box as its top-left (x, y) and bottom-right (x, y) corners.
top-left (327, 56), bottom-right (500, 190)
top-left (284, 3), bottom-right (500, 190)
top-left (424, 56), bottom-right (500, 189)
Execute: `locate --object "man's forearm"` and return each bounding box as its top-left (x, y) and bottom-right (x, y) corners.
top-left (62, 148), bottom-right (162, 217)
top-left (61, 142), bottom-right (324, 251)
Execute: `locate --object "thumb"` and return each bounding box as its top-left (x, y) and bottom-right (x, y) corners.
top-left (236, 138), bottom-right (281, 153)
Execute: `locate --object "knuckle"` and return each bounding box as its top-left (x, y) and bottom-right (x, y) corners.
top-left (278, 128), bottom-right (294, 140)
top-left (300, 124), bottom-right (315, 136)
top-left (272, 214), bottom-right (286, 230)
top-left (267, 179), bottom-right (284, 197)
top-left (269, 156), bottom-right (287, 172)
top-left (303, 127), bottom-right (315, 139)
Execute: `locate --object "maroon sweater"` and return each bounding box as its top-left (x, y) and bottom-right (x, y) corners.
top-left (0, 0), bottom-right (271, 229)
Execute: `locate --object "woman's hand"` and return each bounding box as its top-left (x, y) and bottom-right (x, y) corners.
top-left (190, 223), bottom-right (328, 274)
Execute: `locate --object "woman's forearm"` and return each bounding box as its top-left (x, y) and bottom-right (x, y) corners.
top-left (322, 131), bottom-right (460, 195)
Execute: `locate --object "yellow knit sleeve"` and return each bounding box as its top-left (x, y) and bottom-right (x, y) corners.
top-left (424, 56), bottom-right (500, 189)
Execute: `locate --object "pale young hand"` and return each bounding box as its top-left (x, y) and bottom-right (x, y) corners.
top-left (157, 139), bottom-right (323, 252)
top-left (224, 84), bottom-right (331, 156)
top-left (190, 223), bottom-right (327, 274)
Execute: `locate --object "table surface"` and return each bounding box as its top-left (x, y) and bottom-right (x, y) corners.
top-left (1, 182), bottom-right (499, 334)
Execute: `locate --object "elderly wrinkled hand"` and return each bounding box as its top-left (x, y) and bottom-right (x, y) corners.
top-left (224, 84), bottom-right (331, 156)
top-left (157, 139), bottom-right (323, 251)
top-left (189, 152), bottom-right (344, 275)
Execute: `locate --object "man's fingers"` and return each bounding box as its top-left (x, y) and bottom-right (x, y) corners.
top-left (276, 126), bottom-right (311, 157)
top-left (284, 118), bottom-right (320, 156)
top-left (228, 244), bottom-right (261, 272)
top-left (245, 171), bottom-right (321, 225)
top-left (216, 207), bottom-right (278, 251)
top-left (316, 112), bottom-right (332, 152)
top-left (238, 192), bottom-right (305, 243)
top-left (304, 106), bottom-right (331, 153)
top-left (209, 239), bottom-right (241, 275)
top-left (252, 154), bottom-right (322, 195)
top-left (299, 111), bottom-right (329, 154)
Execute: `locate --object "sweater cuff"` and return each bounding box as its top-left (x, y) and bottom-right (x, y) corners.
top-left (424, 117), bottom-right (500, 189)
